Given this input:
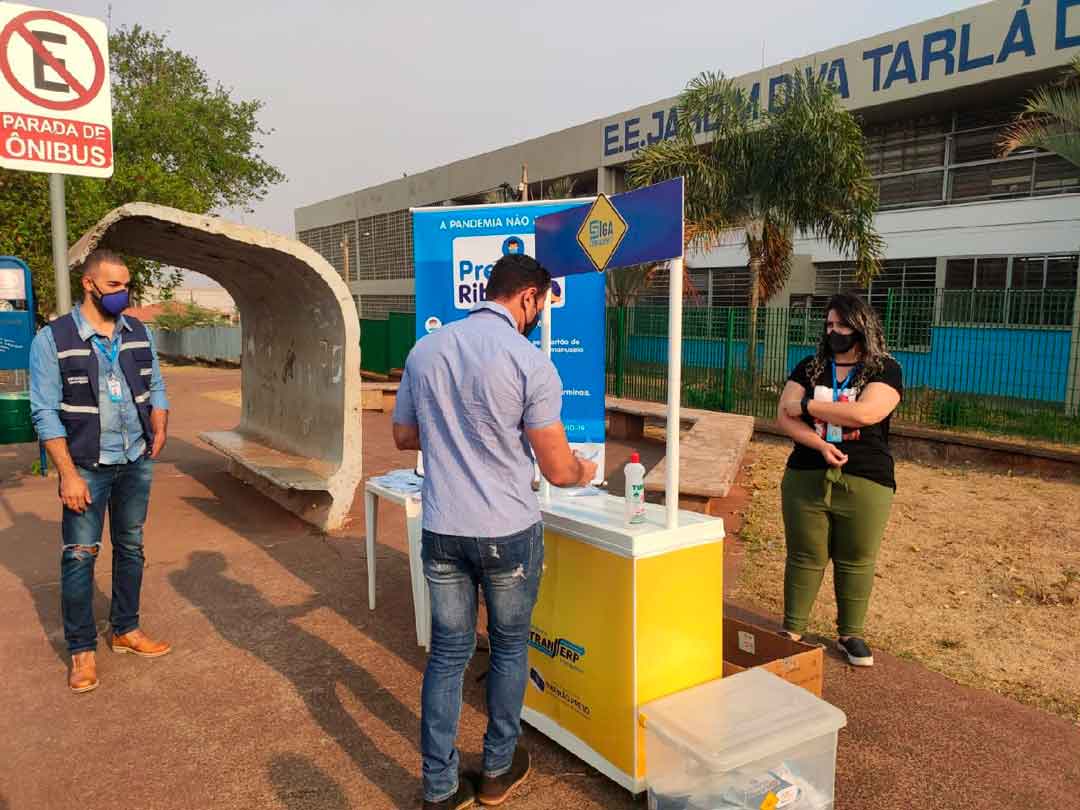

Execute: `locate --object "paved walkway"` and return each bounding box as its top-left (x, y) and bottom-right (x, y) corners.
top-left (0, 366), bottom-right (1076, 809)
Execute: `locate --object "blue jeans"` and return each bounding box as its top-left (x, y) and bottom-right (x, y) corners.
top-left (61, 457), bottom-right (154, 654)
top-left (420, 522), bottom-right (544, 803)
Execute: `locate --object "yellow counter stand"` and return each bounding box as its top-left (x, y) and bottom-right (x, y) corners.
top-left (525, 491), bottom-right (725, 793)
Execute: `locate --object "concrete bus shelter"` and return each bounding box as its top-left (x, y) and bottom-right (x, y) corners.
top-left (68, 203), bottom-right (362, 531)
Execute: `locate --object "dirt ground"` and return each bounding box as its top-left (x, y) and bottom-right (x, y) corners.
top-left (4, 366), bottom-right (1080, 808)
top-left (731, 438), bottom-right (1080, 724)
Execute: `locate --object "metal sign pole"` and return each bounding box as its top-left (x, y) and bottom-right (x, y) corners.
top-left (49, 174), bottom-right (71, 315)
top-left (539, 286), bottom-right (554, 503)
top-left (665, 256), bottom-right (684, 529)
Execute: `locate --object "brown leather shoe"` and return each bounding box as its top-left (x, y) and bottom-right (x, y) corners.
top-left (423, 771), bottom-right (478, 810)
top-left (110, 628), bottom-right (172, 658)
top-left (478, 747), bottom-right (530, 806)
top-left (69, 651), bottom-right (99, 693)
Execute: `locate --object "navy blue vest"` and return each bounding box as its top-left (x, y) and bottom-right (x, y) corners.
top-left (49, 312), bottom-right (156, 467)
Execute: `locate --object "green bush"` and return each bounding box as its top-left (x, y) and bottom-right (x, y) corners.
top-left (932, 396), bottom-right (975, 429)
top-left (153, 302), bottom-right (229, 331)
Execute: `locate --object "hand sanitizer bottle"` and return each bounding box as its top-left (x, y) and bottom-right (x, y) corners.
top-left (624, 452), bottom-right (646, 526)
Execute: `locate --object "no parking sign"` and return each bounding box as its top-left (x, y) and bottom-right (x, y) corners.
top-left (0, 3), bottom-right (112, 177)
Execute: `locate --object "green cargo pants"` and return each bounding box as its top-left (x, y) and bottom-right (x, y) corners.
top-left (781, 466), bottom-right (894, 638)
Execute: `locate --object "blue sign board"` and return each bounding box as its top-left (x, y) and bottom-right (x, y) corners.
top-left (0, 257), bottom-right (35, 370)
top-left (411, 201), bottom-right (607, 471)
top-left (535, 178), bottom-right (683, 277)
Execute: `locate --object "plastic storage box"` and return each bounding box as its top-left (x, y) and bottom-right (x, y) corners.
top-left (641, 668), bottom-right (847, 810)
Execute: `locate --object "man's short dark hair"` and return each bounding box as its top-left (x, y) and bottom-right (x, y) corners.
top-left (485, 253), bottom-right (551, 301)
top-left (81, 248), bottom-right (127, 279)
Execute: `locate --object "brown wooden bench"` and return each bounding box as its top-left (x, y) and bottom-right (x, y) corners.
top-left (361, 381), bottom-right (399, 413)
top-left (606, 397), bottom-right (754, 516)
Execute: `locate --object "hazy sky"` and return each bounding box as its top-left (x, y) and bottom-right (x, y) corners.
top-left (53, 0), bottom-right (979, 239)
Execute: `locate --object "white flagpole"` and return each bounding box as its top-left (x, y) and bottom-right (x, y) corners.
top-left (665, 256), bottom-right (683, 529)
top-left (540, 286), bottom-right (554, 503)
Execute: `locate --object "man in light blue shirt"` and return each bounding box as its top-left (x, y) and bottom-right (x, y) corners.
top-left (31, 297), bottom-right (169, 464)
top-left (393, 253), bottom-right (596, 809)
top-left (29, 249), bottom-right (173, 694)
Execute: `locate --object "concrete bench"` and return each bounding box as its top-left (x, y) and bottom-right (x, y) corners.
top-left (200, 430), bottom-right (344, 526)
top-left (606, 396), bottom-right (754, 516)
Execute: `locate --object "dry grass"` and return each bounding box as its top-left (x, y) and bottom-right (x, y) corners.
top-left (732, 439), bottom-right (1080, 724)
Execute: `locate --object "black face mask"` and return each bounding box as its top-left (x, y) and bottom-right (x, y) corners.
top-left (828, 330), bottom-right (860, 355)
top-left (521, 298), bottom-right (541, 337)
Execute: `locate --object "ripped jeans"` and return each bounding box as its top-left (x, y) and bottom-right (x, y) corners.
top-left (61, 457), bottom-right (153, 654)
top-left (419, 522), bottom-right (543, 803)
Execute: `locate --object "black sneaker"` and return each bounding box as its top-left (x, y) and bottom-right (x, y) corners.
top-left (424, 772), bottom-right (479, 810)
top-left (478, 746), bottom-right (530, 806)
top-left (838, 637), bottom-right (874, 667)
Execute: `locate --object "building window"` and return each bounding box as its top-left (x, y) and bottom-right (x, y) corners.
top-left (637, 266), bottom-right (749, 309)
top-left (812, 259), bottom-right (936, 348)
top-left (943, 255), bottom-right (1078, 326)
top-left (708, 268), bottom-right (751, 309)
top-left (813, 259), bottom-right (935, 310)
top-left (297, 221), bottom-right (358, 280)
top-left (357, 294), bottom-right (416, 320)
top-left (356, 210), bottom-right (413, 281)
top-left (866, 102), bottom-right (1080, 210)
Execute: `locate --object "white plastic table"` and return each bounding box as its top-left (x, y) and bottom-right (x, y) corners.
top-left (363, 477), bottom-right (430, 650)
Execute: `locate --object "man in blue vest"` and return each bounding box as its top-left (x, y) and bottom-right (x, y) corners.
top-left (29, 248), bottom-right (172, 694)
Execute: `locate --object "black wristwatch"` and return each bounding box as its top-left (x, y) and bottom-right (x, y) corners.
top-left (800, 395), bottom-right (811, 418)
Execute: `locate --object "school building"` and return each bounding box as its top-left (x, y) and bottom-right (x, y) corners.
top-left (295, 0), bottom-right (1080, 410)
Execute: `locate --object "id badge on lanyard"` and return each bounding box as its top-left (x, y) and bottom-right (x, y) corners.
top-left (94, 336), bottom-right (124, 403)
top-left (106, 373), bottom-right (123, 402)
top-left (826, 363), bottom-right (856, 444)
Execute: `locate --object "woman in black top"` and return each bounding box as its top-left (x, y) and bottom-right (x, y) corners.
top-left (777, 293), bottom-right (903, 666)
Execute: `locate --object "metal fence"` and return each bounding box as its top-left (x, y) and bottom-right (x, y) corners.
top-left (151, 325), bottom-right (242, 364)
top-left (608, 288), bottom-right (1080, 444)
top-left (359, 312), bottom-right (415, 376)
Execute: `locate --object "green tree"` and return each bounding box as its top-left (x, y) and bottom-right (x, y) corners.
top-left (152, 301), bottom-right (230, 331)
top-left (0, 25), bottom-right (284, 318)
top-left (1000, 56), bottom-right (1080, 168)
top-left (628, 70), bottom-right (883, 370)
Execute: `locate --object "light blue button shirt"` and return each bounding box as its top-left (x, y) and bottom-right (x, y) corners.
top-left (393, 301), bottom-right (563, 537)
top-left (29, 304), bottom-right (169, 465)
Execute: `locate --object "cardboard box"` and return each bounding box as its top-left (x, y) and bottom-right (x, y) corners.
top-left (722, 617), bottom-right (824, 697)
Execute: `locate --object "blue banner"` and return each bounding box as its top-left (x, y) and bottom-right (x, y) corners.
top-left (411, 201), bottom-right (606, 474)
top-left (535, 178), bottom-right (683, 277)
top-left (0, 257), bottom-right (34, 371)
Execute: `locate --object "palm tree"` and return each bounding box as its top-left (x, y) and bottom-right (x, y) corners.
top-left (541, 175), bottom-right (578, 200)
top-left (1000, 56), bottom-right (1080, 168)
top-left (628, 69), bottom-right (883, 372)
top-left (605, 263), bottom-right (658, 306)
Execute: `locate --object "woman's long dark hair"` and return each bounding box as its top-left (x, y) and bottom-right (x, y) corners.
top-left (805, 292), bottom-right (891, 390)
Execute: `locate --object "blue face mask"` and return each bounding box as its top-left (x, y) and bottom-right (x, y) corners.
top-left (91, 282), bottom-right (129, 317)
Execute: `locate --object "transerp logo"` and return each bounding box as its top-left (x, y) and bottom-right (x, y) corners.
top-left (528, 627), bottom-right (585, 665)
top-left (451, 233), bottom-right (565, 311)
